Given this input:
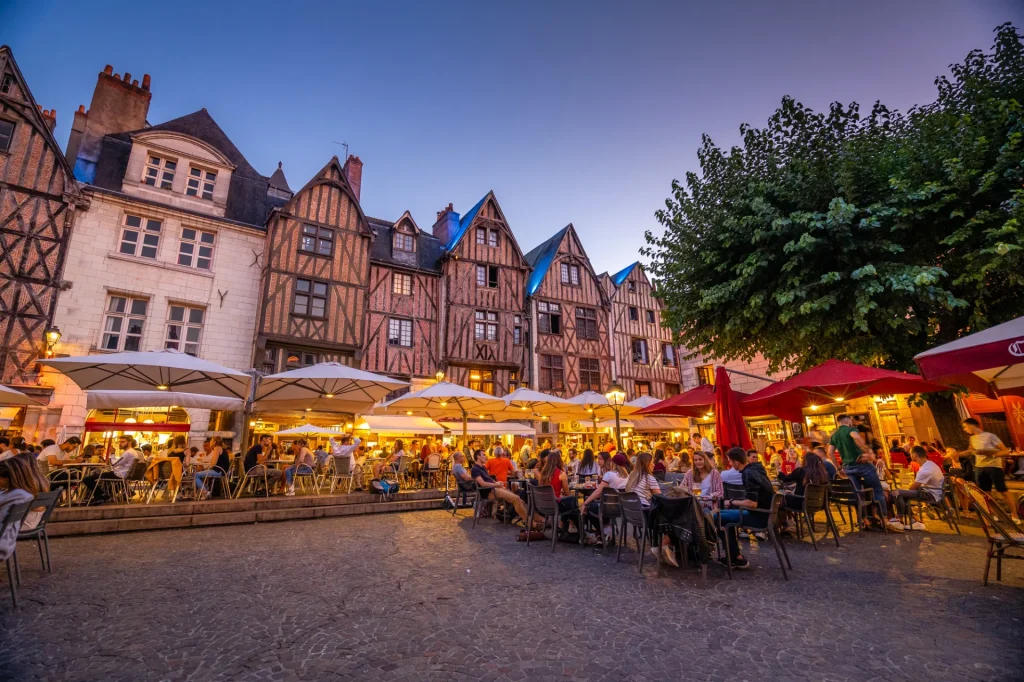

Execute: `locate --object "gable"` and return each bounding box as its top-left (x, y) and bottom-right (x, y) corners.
top-left (448, 191), bottom-right (528, 267)
top-left (283, 156), bottom-right (371, 236)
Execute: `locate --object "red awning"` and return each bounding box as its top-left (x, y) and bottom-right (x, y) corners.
top-left (633, 384), bottom-right (749, 418)
top-left (741, 359), bottom-right (947, 422)
top-left (914, 316), bottom-right (1024, 397)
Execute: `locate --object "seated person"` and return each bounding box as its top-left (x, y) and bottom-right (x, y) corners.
top-left (464, 450), bottom-right (530, 524)
top-left (243, 435), bottom-right (283, 492)
top-left (720, 457), bottom-right (744, 486)
top-left (814, 447), bottom-right (838, 480)
top-left (681, 451), bottom-right (724, 509)
top-left (652, 450), bottom-right (667, 474)
top-left (485, 446), bottom-right (516, 484)
top-left (576, 448), bottom-right (601, 478)
top-left (889, 445), bottom-right (945, 531)
top-left (38, 436), bottom-right (81, 468)
top-left (0, 454), bottom-right (50, 530)
top-left (328, 434), bottom-right (363, 489)
top-left (625, 452), bottom-right (661, 507)
top-left (139, 443), bottom-right (154, 462)
top-left (284, 438), bottom-right (314, 496)
top-left (582, 453), bottom-right (631, 542)
top-left (82, 436), bottom-right (138, 504)
top-left (715, 447), bottom-right (775, 570)
top-left (195, 436), bottom-right (232, 500)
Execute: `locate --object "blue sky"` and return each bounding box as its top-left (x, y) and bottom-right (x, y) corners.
top-left (3, 0), bottom-right (1022, 275)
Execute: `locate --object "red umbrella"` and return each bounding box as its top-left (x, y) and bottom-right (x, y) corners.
top-left (633, 384), bottom-right (750, 418)
top-left (741, 359), bottom-right (947, 421)
top-left (714, 367), bottom-right (752, 450)
top-left (914, 315), bottom-right (1024, 397)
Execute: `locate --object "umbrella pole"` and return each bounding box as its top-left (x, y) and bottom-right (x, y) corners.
top-left (463, 409), bottom-right (469, 456)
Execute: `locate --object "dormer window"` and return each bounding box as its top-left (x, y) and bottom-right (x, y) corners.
top-left (144, 155), bottom-right (176, 190)
top-left (476, 227), bottom-right (499, 247)
top-left (393, 232), bottom-right (415, 252)
top-left (186, 166), bottom-right (217, 200)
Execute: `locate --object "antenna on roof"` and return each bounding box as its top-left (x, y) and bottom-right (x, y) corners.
top-left (331, 140), bottom-right (349, 160)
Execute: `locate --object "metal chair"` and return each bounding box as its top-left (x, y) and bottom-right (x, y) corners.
top-left (452, 479), bottom-right (482, 524)
top-left (963, 482), bottom-right (1024, 585)
top-left (790, 483), bottom-right (840, 550)
top-left (327, 455), bottom-right (354, 494)
top-left (235, 465), bottom-right (272, 498)
top-left (17, 491), bottom-right (61, 573)
top-left (829, 478), bottom-right (886, 534)
top-left (422, 453), bottom-right (442, 488)
top-left (1, 498), bottom-right (33, 608)
top-left (584, 488), bottom-right (621, 551)
top-left (47, 467), bottom-right (83, 507)
top-left (527, 485), bottom-right (581, 551)
top-left (616, 492), bottom-right (650, 571)
top-left (719, 494), bottom-right (791, 580)
top-left (904, 481), bottom-right (961, 535)
top-left (85, 465), bottom-right (133, 506)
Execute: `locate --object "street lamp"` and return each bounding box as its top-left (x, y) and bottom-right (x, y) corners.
top-left (43, 325), bottom-right (61, 357)
top-left (605, 381), bottom-right (626, 451)
top-left (435, 370), bottom-right (445, 383)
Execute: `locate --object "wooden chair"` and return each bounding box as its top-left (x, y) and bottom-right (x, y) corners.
top-left (963, 482), bottom-right (1024, 585)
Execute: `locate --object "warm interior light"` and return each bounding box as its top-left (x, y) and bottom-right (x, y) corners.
top-left (810, 404), bottom-right (818, 411)
top-left (406, 411), bottom-right (413, 416)
top-left (156, 384), bottom-right (169, 390)
top-left (249, 421), bottom-right (256, 428)
top-left (324, 393), bottom-right (335, 399)
top-left (169, 405), bottom-right (179, 409)
top-left (834, 397), bottom-right (844, 403)
top-left (541, 415), bottom-right (549, 420)
top-left (440, 401), bottom-right (448, 408)
top-left (520, 406), bottom-right (527, 411)
top-left (124, 418), bottom-right (137, 424)
top-left (345, 422), bottom-right (353, 429)
top-left (305, 407), bottom-right (312, 412)
top-left (143, 419), bottom-right (154, 424)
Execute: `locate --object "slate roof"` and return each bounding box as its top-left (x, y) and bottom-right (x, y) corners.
top-left (91, 109), bottom-right (273, 228)
top-left (268, 162), bottom-right (291, 192)
top-left (523, 225), bottom-right (570, 296)
top-left (610, 261), bottom-right (640, 287)
top-left (444, 193), bottom-right (487, 251)
top-left (367, 217), bottom-right (444, 274)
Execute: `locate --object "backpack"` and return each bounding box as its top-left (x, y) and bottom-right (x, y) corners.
top-left (369, 479), bottom-right (399, 500)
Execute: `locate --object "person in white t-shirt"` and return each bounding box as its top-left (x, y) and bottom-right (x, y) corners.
top-left (329, 434), bottom-right (362, 489)
top-left (961, 418), bottom-right (1020, 522)
top-left (889, 446), bottom-right (947, 530)
top-left (38, 436), bottom-right (82, 467)
top-left (582, 453), bottom-right (631, 542)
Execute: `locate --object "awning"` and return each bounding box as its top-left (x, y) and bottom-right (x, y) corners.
top-left (630, 416), bottom-right (692, 431)
top-left (436, 420), bottom-right (536, 436)
top-left (356, 415), bottom-right (445, 436)
top-left (86, 391), bottom-right (243, 411)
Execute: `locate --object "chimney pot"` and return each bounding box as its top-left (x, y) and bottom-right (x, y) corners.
top-left (132, 79), bottom-right (138, 87)
top-left (77, 104), bottom-right (86, 114)
top-left (103, 65), bottom-right (113, 75)
top-left (113, 73), bottom-right (120, 80)
top-left (123, 72), bottom-right (131, 82)
top-left (142, 74), bottom-right (151, 90)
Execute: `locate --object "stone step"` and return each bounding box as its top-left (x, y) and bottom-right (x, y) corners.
top-left (47, 490), bottom-right (447, 536)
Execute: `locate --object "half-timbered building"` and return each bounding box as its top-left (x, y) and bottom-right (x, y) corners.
top-left (254, 156), bottom-right (371, 374)
top-left (600, 262), bottom-right (684, 400)
top-left (0, 47), bottom-right (81, 404)
top-left (523, 224), bottom-right (612, 397)
top-left (433, 192), bottom-right (530, 395)
top-left (363, 212), bottom-right (443, 389)
top-left (38, 66), bottom-right (272, 444)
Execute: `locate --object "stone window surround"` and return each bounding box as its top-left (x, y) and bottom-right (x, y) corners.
top-left (105, 204), bottom-right (229, 277)
top-left (129, 134), bottom-right (234, 205)
top-left (91, 286), bottom-right (211, 353)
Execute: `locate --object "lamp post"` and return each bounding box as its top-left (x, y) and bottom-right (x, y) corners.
top-left (605, 381), bottom-right (626, 451)
top-left (43, 326), bottom-right (61, 357)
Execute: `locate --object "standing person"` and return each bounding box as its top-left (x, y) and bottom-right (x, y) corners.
top-left (691, 431), bottom-right (714, 455)
top-left (82, 436), bottom-right (139, 504)
top-left (38, 436), bottom-right (82, 467)
top-left (828, 414), bottom-right (901, 532)
top-left (888, 445), bottom-right (946, 530)
top-left (518, 439), bottom-right (533, 468)
top-left (961, 418), bottom-right (1021, 523)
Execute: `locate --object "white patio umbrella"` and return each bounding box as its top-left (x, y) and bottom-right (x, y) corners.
top-left (0, 384), bottom-right (45, 407)
top-left (273, 423), bottom-right (344, 438)
top-left (85, 390), bottom-right (242, 411)
top-left (254, 362), bottom-right (408, 412)
top-left (490, 387), bottom-right (576, 421)
top-left (376, 381), bottom-right (505, 446)
top-left (40, 349), bottom-right (251, 399)
top-left (625, 395), bottom-right (662, 411)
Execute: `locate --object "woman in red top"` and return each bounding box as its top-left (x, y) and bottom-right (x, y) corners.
top-left (539, 448), bottom-right (570, 498)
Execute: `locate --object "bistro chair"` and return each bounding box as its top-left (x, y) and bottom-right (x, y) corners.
top-left (291, 463), bottom-right (317, 495)
top-left (615, 492), bottom-right (650, 572)
top-left (47, 467), bottom-right (83, 507)
top-left (719, 494), bottom-right (791, 580)
top-left (829, 478), bottom-right (886, 534)
top-left (145, 460), bottom-right (178, 503)
top-left (1, 498), bottom-right (33, 609)
top-left (194, 464), bottom-right (231, 500)
top-left (790, 483), bottom-right (840, 550)
top-left (452, 479), bottom-right (480, 519)
top-left (723, 482), bottom-right (750, 502)
top-left (584, 488), bottom-right (621, 551)
top-left (903, 480), bottom-right (961, 535)
top-left (327, 455), bottom-right (354, 494)
top-left (962, 482), bottom-right (1023, 585)
top-left (422, 453), bottom-right (442, 488)
top-left (526, 485), bottom-right (582, 551)
top-left (235, 464), bottom-right (272, 499)
top-left (17, 491), bottom-right (61, 573)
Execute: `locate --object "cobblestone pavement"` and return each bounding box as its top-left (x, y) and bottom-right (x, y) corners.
top-left (1, 510), bottom-right (1022, 682)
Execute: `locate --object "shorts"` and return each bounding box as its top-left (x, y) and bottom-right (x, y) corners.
top-left (976, 466), bottom-right (1007, 493)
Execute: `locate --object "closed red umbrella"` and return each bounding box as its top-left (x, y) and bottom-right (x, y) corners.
top-left (742, 359), bottom-right (947, 421)
top-left (633, 384), bottom-right (749, 418)
top-left (714, 367), bottom-right (752, 450)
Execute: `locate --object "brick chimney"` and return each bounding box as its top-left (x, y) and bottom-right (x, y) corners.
top-left (39, 108), bottom-right (57, 133)
top-left (66, 64), bottom-right (152, 182)
top-left (432, 203), bottom-right (460, 246)
top-left (342, 155), bottom-right (362, 201)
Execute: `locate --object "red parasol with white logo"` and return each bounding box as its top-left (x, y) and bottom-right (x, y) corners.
top-left (914, 316), bottom-right (1024, 397)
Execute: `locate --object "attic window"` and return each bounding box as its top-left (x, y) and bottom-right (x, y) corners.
top-left (144, 155), bottom-right (176, 190)
top-left (393, 232), bottom-right (415, 252)
top-left (0, 75), bottom-right (13, 94)
top-left (627, 281), bottom-right (636, 292)
top-left (0, 120), bottom-right (13, 153)
top-left (488, 229), bottom-right (499, 247)
top-left (560, 263), bottom-right (580, 286)
top-left (186, 166), bottom-right (217, 200)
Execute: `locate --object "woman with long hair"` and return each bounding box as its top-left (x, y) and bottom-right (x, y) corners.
top-left (681, 451), bottom-right (723, 509)
top-left (624, 451), bottom-right (660, 506)
top-left (582, 452), bottom-right (631, 542)
top-left (538, 448), bottom-right (578, 534)
top-left (598, 450), bottom-right (612, 475)
top-left (778, 450), bottom-right (830, 526)
top-left (652, 449), bottom-right (666, 474)
top-left (577, 448), bottom-right (600, 477)
top-left (0, 453), bottom-right (50, 530)
top-left (676, 449), bottom-right (692, 475)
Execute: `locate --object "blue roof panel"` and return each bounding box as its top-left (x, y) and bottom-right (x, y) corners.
top-left (611, 261), bottom-right (639, 287)
top-left (524, 226), bottom-right (570, 296)
top-left (445, 193), bottom-right (488, 251)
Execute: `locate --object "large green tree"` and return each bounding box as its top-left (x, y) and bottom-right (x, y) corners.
top-left (645, 23), bottom-right (1024, 375)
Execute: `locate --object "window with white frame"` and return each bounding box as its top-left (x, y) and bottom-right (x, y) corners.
top-left (661, 343), bottom-right (676, 367)
top-left (560, 263), bottom-right (580, 285)
top-left (476, 265), bottom-right (498, 288)
top-left (185, 166), bottom-right (217, 200)
top-left (393, 272), bottom-right (413, 296)
top-left (300, 224), bottom-right (334, 257)
top-left (119, 214), bottom-right (162, 259)
top-left (631, 338), bottom-right (649, 364)
top-left (294, 279), bottom-right (328, 318)
top-left (101, 295), bottom-right (148, 352)
top-left (513, 315), bottom-right (523, 345)
top-left (488, 229), bottom-right (499, 247)
top-left (388, 318), bottom-right (413, 347)
top-left (538, 301), bottom-right (561, 335)
top-left (476, 227), bottom-right (486, 245)
top-left (165, 305), bottom-right (204, 356)
top-left (474, 310), bottom-right (498, 342)
top-left (143, 155), bottom-right (176, 190)
top-left (177, 228), bottom-right (215, 269)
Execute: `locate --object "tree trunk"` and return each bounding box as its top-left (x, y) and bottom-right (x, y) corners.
top-left (925, 393), bottom-right (968, 450)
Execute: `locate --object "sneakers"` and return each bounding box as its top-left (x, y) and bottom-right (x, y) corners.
top-left (661, 546), bottom-right (680, 568)
top-left (718, 556), bottom-right (750, 570)
top-left (285, 486), bottom-right (296, 497)
top-left (885, 519), bottom-right (905, 532)
top-left (911, 521), bottom-right (926, 531)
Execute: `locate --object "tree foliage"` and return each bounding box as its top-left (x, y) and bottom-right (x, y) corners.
top-left (644, 23), bottom-right (1024, 374)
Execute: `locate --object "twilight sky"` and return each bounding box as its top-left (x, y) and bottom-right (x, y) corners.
top-left (4, 0), bottom-right (1022, 275)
